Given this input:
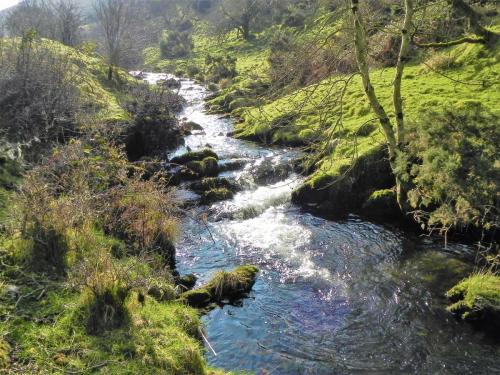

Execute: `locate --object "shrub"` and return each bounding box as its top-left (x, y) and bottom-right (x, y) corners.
top-left (0, 338), bottom-right (10, 369)
top-left (186, 65), bottom-right (201, 77)
top-left (446, 272), bottom-right (500, 330)
top-left (160, 30), bottom-right (193, 59)
top-left (124, 84), bottom-right (184, 161)
top-left (402, 101), bottom-right (499, 233)
top-left (0, 32), bottom-right (82, 161)
top-left (205, 54), bottom-right (237, 83)
top-left (105, 178), bottom-right (180, 266)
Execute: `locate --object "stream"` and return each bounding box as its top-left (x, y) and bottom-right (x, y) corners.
top-left (141, 73), bottom-right (499, 374)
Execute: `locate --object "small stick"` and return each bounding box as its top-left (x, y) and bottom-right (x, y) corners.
top-left (199, 327), bottom-right (217, 356)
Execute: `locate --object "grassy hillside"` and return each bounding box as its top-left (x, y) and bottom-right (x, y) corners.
top-left (0, 39), bottom-right (228, 374)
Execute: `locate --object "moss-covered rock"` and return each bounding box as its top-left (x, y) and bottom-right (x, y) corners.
top-left (205, 265), bottom-right (259, 303)
top-left (201, 188), bottom-right (234, 204)
top-left (292, 147), bottom-right (393, 215)
top-left (361, 188), bottom-right (402, 220)
top-left (0, 339), bottom-right (10, 369)
top-left (190, 177), bottom-right (237, 194)
top-left (179, 266), bottom-right (259, 308)
top-left (179, 289), bottom-right (212, 308)
top-left (186, 157), bottom-right (219, 178)
top-left (446, 273), bottom-right (500, 333)
top-left (176, 274), bottom-right (198, 291)
top-left (171, 149), bottom-right (218, 165)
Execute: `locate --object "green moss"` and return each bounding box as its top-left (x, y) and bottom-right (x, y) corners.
top-left (201, 188), bottom-right (234, 204)
top-left (205, 265), bottom-right (259, 302)
top-left (171, 149), bottom-right (219, 164)
top-left (446, 273), bottom-right (500, 321)
top-left (190, 177), bottom-right (236, 193)
top-left (361, 189), bottom-right (400, 219)
top-left (179, 289), bottom-right (212, 308)
top-left (186, 157), bottom-right (219, 178)
top-left (180, 266), bottom-right (259, 308)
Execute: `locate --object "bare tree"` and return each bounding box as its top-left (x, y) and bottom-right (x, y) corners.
top-left (53, 0), bottom-right (82, 47)
top-left (94, 0), bottom-right (135, 80)
top-left (350, 0), bottom-right (415, 210)
top-left (5, 0), bottom-right (56, 39)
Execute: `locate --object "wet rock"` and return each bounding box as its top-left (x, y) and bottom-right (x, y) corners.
top-left (201, 187), bottom-right (234, 204)
top-left (190, 177), bottom-right (238, 193)
top-left (179, 289), bottom-right (212, 308)
top-left (171, 149), bottom-right (219, 165)
top-left (176, 274), bottom-right (198, 291)
top-left (180, 121), bottom-right (204, 134)
top-left (179, 265), bottom-right (259, 309)
top-left (219, 159), bottom-right (248, 172)
top-left (252, 159), bottom-right (293, 185)
top-left (186, 157), bottom-right (219, 178)
top-left (360, 188), bottom-right (402, 220)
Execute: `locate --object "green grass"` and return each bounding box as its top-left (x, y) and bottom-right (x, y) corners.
top-left (234, 41), bottom-right (499, 190)
top-left (0, 38), bottom-right (230, 374)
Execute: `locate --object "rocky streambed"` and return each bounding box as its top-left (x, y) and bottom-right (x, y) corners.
top-left (141, 73), bottom-right (499, 374)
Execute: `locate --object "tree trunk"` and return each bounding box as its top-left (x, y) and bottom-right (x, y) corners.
top-left (449, 0), bottom-right (499, 47)
top-left (350, 0), bottom-right (414, 212)
top-left (392, 0), bottom-right (414, 211)
top-left (241, 13), bottom-right (251, 40)
top-left (107, 65), bottom-right (113, 81)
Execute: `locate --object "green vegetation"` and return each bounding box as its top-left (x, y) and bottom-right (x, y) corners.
top-left (446, 273), bottom-right (500, 326)
top-left (0, 35), bottom-right (237, 373)
top-left (180, 266), bottom-right (259, 308)
top-left (152, 0), bottom-right (499, 333)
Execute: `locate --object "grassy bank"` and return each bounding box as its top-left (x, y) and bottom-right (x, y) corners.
top-left (0, 38), bottom-right (229, 374)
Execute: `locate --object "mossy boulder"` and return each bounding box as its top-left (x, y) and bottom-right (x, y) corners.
top-left (186, 157), bottom-right (219, 178)
top-left (446, 273), bottom-right (500, 333)
top-left (292, 147), bottom-right (393, 215)
top-left (205, 265), bottom-right (259, 303)
top-left (179, 266), bottom-right (259, 308)
top-left (170, 149), bottom-right (218, 165)
top-left (190, 177), bottom-right (237, 194)
top-left (0, 339), bottom-right (10, 369)
top-left (176, 274), bottom-right (198, 291)
top-left (361, 188), bottom-right (402, 220)
top-left (201, 188), bottom-right (234, 204)
top-left (179, 289), bottom-right (212, 308)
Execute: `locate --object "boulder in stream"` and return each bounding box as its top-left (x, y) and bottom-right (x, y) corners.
top-left (179, 266), bottom-right (259, 308)
top-left (171, 149), bottom-right (219, 165)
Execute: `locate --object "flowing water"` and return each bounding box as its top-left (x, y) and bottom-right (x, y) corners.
top-left (141, 73), bottom-right (499, 374)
